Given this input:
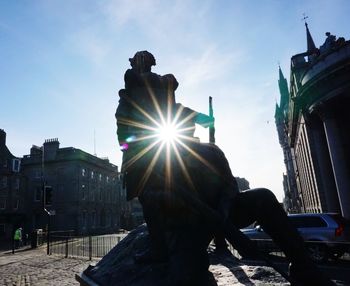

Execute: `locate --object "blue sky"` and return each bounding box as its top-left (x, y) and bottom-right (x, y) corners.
top-left (1, 0), bottom-right (350, 201)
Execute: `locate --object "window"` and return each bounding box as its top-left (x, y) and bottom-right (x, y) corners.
top-left (106, 211), bottom-right (111, 227)
top-left (99, 174), bottom-right (102, 181)
top-left (0, 198), bottom-right (6, 209)
top-left (91, 188), bottom-right (95, 201)
top-left (106, 176), bottom-right (109, 183)
top-left (0, 224), bottom-right (5, 236)
top-left (91, 211), bottom-right (96, 228)
top-left (91, 171), bottom-right (94, 179)
top-left (82, 211), bottom-right (87, 228)
top-left (35, 186), bottom-right (42, 201)
top-left (12, 159), bottom-right (21, 172)
top-left (35, 170), bottom-right (41, 179)
top-left (81, 168), bottom-right (86, 177)
top-left (14, 178), bottom-right (20, 190)
top-left (82, 184), bottom-right (86, 200)
top-left (289, 216), bottom-right (327, 228)
top-left (0, 177), bottom-right (7, 189)
top-left (14, 199), bottom-right (19, 210)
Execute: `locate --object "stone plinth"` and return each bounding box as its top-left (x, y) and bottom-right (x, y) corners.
top-left (77, 224), bottom-right (289, 286)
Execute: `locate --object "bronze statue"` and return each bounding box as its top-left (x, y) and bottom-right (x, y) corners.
top-left (115, 51), bottom-right (335, 286)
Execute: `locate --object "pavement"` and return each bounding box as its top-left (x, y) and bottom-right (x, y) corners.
top-left (0, 247), bottom-right (98, 286)
top-left (1, 246), bottom-right (289, 286)
top-left (1, 246), bottom-right (348, 286)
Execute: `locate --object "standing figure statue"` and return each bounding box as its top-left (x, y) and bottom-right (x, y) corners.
top-left (115, 51), bottom-right (335, 286)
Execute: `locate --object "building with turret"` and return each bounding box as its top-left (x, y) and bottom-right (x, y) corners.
top-left (275, 23), bottom-right (350, 218)
top-left (275, 68), bottom-right (300, 213)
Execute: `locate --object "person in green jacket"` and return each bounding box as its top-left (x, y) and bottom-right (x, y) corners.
top-left (14, 227), bottom-right (22, 249)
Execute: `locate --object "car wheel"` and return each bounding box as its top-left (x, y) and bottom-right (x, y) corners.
top-left (306, 243), bottom-right (328, 263)
top-left (330, 249), bottom-right (345, 260)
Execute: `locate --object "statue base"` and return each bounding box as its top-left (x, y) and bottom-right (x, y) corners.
top-left (76, 224), bottom-right (289, 286)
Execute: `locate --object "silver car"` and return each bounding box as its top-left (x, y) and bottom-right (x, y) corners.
top-left (241, 213), bottom-right (350, 263)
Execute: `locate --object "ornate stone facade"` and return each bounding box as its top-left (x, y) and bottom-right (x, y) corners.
top-left (275, 24), bottom-right (350, 218)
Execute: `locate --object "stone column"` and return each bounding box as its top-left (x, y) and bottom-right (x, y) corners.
top-left (305, 113), bottom-right (340, 213)
top-left (317, 105), bottom-right (350, 218)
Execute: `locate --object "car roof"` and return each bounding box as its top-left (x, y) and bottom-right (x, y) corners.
top-left (287, 213), bottom-right (340, 217)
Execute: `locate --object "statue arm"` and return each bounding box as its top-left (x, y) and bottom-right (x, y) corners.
top-left (195, 112), bottom-right (214, 128)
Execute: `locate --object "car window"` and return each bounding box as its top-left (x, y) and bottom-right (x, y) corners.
top-left (329, 214), bottom-right (350, 226)
top-left (289, 216), bottom-right (327, 228)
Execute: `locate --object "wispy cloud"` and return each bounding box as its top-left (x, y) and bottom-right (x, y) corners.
top-left (180, 46), bottom-right (242, 89)
top-left (101, 0), bottom-right (158, 28)
top-left (67, 27), bottom-right (112, 66)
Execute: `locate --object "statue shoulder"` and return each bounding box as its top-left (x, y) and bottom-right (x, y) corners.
top-left (124, 69), bottom-right (144, 88)
top-left (161, 74), bottom-right (179, 91)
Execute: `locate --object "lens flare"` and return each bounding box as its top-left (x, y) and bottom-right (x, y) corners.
top-left (120, 143), bottom-right (129, 151)
top-left (117, 89), bottom-right (215, 194)
top-left (156, 123), bottom-right (179, 143)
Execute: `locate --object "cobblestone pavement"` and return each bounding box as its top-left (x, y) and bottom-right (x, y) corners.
top-left (1, 247), bottom-right (346, 286)
top-left (0, 247), bottom-right (290, 286)
top-left (0, 247), bottom-right (98, 286)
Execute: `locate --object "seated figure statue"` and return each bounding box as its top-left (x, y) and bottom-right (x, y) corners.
top-left (115, 51), bottom-right (335, 286)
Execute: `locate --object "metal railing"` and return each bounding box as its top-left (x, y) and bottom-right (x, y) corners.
top-left (48, 233), bottom-right (127, 260)
top-left (48, 231), bottom-right (349, 263)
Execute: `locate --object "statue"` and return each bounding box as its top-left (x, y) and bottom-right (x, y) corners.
top-left (115, 51), bottom-right (335, 286)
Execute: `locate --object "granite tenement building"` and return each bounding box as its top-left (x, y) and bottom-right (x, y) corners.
top-left (21, 138), bottom-right (125, 235)
top-left (0, 129), bottom-right (24, 242)
top-left (275, 23), bottom-right (350, 218)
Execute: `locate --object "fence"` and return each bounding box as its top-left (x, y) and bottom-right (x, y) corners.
top-left (49, 233), bottom-right (127, 260)
top-left (48, 230), bottom-right (349, 263)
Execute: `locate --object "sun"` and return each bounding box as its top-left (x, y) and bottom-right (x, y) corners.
top-left (156, 123), bottom-right (179, 143)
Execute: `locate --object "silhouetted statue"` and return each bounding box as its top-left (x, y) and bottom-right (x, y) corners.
top-left (320, 32), bottom-right (338, 54)
top-left (115, 51), bottom-right (335, 286)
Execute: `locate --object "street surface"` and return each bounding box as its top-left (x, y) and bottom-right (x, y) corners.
top-left (1, 246), bottom-right (349, 285)
top-left (0, 247), bottom-right (98, 286)
top-left (263, 255), bottom-right (350, 286)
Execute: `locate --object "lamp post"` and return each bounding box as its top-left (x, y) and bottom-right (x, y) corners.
top-left (41, 143), bottom-right (51, 255)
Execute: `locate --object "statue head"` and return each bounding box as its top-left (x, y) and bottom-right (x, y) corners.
top-left (129, 51), bottom-right (156, 73)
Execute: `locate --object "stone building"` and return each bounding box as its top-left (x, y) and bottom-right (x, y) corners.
top-left (0, 129), bottom-right (24, 243)
top-left (275, 22), bottom-right (350, 218)
top-left (21, 138), bottom-right (125, 235)
top-left (275, 67), bottom-right (300, 213)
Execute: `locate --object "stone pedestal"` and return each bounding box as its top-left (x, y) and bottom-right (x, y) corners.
top-left (76, 225), bottom-right (289, 286)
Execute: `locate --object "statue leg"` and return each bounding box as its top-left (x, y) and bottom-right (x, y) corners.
top-left (136, 188), bottom-right (168, 263)
top-left (230, 188), bottom-right (335, 286)
top-left (166, 225), bottom-right (213, 286)
top-left (213, 231), bottom-right (229, 254)
top-left (230, 188), bottom-right (305, 261)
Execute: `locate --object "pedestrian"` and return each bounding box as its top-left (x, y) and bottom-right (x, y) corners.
top-left (23, 233), bottom-right (29, 246)
top-left (14, 227), bottom-right (22, 249)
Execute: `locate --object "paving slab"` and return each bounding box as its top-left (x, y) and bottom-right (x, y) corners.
top-left (0, 248), bottom-right (98, 286)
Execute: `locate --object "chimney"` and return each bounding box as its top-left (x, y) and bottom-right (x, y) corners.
top-left (0, 129), bottom-right (6, 147)
top-left (43, 138), bottom-right (60, 160)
